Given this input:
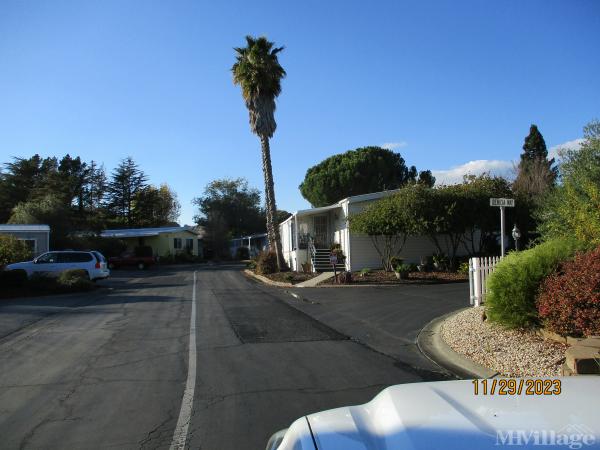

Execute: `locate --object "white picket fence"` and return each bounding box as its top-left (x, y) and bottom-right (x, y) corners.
top-left (469, 256), bottom-right (501, 306)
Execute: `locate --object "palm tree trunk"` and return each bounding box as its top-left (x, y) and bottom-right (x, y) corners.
top-left (260, 135), bottom-right (286, 270)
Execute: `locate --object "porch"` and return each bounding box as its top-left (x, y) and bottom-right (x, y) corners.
top-left (280, 204), bottom-right (349, 272)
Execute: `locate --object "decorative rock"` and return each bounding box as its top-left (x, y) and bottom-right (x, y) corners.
top-left (565, 345), bottom-right (600, 375)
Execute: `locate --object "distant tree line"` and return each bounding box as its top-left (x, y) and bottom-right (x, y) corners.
top-left (0, 154), bottom-right (180, 247)
top-left (193, 178), bottom-right (290, 258)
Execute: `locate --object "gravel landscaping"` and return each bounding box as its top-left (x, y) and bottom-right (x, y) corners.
top-left (441, 307), bottom-right (568, 377)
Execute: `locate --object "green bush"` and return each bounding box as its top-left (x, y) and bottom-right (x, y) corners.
top-left (0, 235), bottom-right (32, 267)
top-left (458, 262), bottom-right (470, 275)
top-left (395, 263), bottom-right (412, 273)
top-left (57, 269), bottom-right (93, 291)
top-left (389, 257), bottom-right (403, 271)
top-left (0, 269), bottom-right (28, 288)
top-left (485, 238), bottom-right (586, 328)
top-left (359, 268), bottom-right (371, 277)
top-left (256, 251), bottom-right (277, 275)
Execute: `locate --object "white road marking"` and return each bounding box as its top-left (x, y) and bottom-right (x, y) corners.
top-left (170, 271), bottom-right (197, 450)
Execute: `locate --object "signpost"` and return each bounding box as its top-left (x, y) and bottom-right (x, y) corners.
top-left (490, 198), bottom-right (515, 257)
top-left (329, 253), bottom-right (338, 283)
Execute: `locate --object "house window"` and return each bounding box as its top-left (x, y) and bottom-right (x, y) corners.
top-left (185, 238), bottom-right (193, 252)
top-left (18, 239), bottom-right (36, 255)
top-left (174, 238), bottom-right (182, 249)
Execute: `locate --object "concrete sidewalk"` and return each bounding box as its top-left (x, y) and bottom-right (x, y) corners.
top-left (295, 271), bottom-right (335, 287)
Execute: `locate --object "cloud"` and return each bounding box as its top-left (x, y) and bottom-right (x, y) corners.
top-left (432, 160), bottom-right (514, 185)
top-left (548, 138), bottom-right (584, 161)
top-left (381, 141), bottom-right (407, 150)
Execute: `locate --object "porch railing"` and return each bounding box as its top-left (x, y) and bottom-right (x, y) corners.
top-left (308, 235), bottom-right (316, 273)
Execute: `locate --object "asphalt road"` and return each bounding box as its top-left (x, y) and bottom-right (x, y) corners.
top-left (0, 265), bottom-right (466, 450)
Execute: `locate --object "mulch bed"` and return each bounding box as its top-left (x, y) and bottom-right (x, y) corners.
top-left (262, 271), bottom-right (319, 285)
top-left (322, 270), bottom-right (468, 285)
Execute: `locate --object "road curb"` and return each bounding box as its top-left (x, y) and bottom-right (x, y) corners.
top-left (243, 269), bottom-right (293, 288)
top-left (417, 308), bottom-right (499, 380)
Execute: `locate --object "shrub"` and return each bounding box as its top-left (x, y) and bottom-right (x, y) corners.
top-left (57, 269), bottom-right (94, 291)
top-left (395, 263), bottom-right (412, 273)
top-left (246, 260), bottom-right (257, 270)
top-left (458, 262), bottom-right (470, 275)
top-left (359, 268), bottom-right (371, 277)
top-left (537, 246), bottom-right (600, 337)
top-left (485, 238), bottom-right (585, 328)
top-left (389, 257), bottom-right (403, 271)
top-left (0, 235), bottom-right (32, 267)
top-left (256, 251), bottom-right (277, 275)
top-left (0, 269), bottom-right (28, 288)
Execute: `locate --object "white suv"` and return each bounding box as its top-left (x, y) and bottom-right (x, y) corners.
top-left (5, 251), bottom-right (110, 281)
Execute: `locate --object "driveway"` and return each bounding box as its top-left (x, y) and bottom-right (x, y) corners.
top-left (0, 265), bottom-right (466, 450)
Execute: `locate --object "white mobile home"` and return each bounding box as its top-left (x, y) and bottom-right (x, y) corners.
top-left (279, 190), bottom-right (474, 272)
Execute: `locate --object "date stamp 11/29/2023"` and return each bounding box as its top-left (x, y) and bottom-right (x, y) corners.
top-left (472, 379), bottom-right (562, 396)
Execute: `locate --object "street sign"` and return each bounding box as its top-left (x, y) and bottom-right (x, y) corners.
top-left (490, 198), bottom-right (515, 207)
top-left (489, 198), bottom-right (515, 257)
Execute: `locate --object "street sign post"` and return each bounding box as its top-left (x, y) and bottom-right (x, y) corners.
top-left (329, 254), bottom-right (338, 283)
top-left (490, 198), bottom-right (515, 257)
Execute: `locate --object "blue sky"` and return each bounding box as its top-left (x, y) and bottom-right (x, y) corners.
top-left (0, 0), bottom-right (598, 225)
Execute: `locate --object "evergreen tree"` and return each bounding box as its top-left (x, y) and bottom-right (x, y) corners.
top-left (107, 157), bottom-right (147, 227)
top-left (521, 124), bottom-right (548, 162)
top-left (514, 124), bottom-right (557, 202)
top-left (84, 161), bottom-right (107, 211)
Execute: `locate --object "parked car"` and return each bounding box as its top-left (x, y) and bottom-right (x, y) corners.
top-left (108, 249), bottom-right (156, 270)
top-left (267, 378), bottom-right (600, 450)
top-left (5, 251), bottom-right (110, 281)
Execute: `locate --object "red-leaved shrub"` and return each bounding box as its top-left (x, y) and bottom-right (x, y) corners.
top-left (536, 246), bottom-right (600, 337)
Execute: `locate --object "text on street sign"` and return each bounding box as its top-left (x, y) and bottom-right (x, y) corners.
top-left (490, 198), bottom-right (515, 207)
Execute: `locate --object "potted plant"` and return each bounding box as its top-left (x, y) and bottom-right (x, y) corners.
top-left (432, 253), bottom-right (448, 271)
top-left (394, 263), bottom-right (412, 279)
top-left (389, 256), bottom-right (403, 272)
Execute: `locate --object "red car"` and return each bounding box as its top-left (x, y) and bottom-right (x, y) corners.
top-left (108, 251), bottom-right (156, 270)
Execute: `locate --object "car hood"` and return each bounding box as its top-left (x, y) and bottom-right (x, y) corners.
top-left (305, 378), bottom-right (600, 450)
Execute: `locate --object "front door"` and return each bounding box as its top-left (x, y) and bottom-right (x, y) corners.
top-left (313, 215), bottom-right (329, 248)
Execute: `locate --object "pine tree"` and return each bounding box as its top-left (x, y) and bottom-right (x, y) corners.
top-left (107, 157), bottom-right (147, 227)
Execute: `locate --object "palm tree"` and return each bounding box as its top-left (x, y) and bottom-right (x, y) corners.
top-left (232, 35), bottom-right (287, 270)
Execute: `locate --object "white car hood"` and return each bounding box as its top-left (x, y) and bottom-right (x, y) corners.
top-left (304, 378), bottom-right (600, 450)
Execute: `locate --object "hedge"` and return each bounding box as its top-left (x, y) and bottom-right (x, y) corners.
top-left (537, 246), bottom-right (600, 337)
top-left (485, 238), bottom-right (586, 329)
